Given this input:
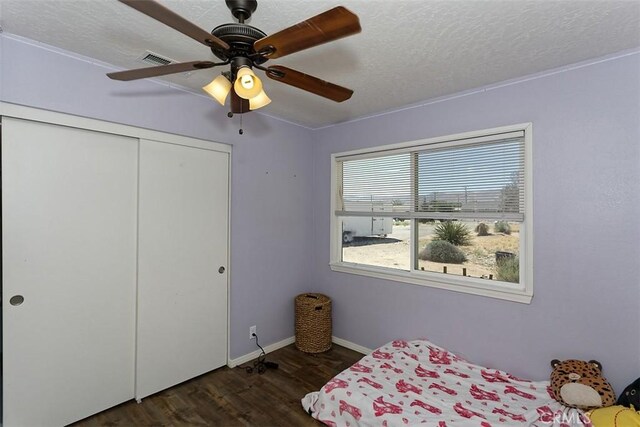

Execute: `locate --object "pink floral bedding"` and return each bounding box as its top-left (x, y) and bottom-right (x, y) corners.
top-left (302, 339), bottom-right (591, 427)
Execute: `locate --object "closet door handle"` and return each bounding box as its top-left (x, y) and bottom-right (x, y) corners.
top-left (218, 266), bottom-right (225, 274)
top-left (10, 295), bottom-right (25, 306)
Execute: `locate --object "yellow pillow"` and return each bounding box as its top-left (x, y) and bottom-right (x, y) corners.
top-left (588, 405), bottom-right (640, 427)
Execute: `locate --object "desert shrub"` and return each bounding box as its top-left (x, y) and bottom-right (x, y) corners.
top-left (475, 222), bottom-right (490, 236)
top-left (496, 256), bottom-right (519, 283)
top-left (494, 221), bottom-right (511, 235)
top-left (418, 240), bottom-right (467, 264)
top-left (434, 221), bottom-right (471, 245)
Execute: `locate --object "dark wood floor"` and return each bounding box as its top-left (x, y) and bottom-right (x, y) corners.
top-left (71, 344), bottom-right (363, 427)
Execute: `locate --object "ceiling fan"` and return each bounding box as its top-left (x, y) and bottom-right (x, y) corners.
top-left (107, 0), bottom-right (361, 115)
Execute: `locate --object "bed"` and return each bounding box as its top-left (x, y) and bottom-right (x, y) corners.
top-left (302, 339), bottom-right (591, 426)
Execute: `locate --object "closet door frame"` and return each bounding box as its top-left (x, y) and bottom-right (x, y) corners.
top-left (0, 101), bottom-right (233, 387)
top-left (0, 103), bottom-right (232, 154)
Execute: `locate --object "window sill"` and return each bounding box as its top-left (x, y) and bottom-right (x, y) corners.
top-left (329, 262), bottom-right (533, 304)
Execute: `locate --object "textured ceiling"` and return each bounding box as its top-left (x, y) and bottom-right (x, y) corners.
top-left (1, 0), bottom-right (639, 128)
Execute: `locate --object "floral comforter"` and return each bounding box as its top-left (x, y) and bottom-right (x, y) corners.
top-left (302, 339), bottom-right (591, 426)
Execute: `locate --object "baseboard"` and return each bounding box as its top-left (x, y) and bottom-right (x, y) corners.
top-left (227, 335), bottom-right (372, 368)
top-left (227, 336), bottom-right (295, 368)
top-left (331, 336), bottom-right (372, 355)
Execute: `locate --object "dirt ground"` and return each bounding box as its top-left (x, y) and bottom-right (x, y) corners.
top-left (342, 222), bottom-right (519, 281)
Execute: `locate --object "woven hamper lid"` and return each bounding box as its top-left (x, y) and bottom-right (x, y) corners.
top-left (295, 293), bottom-right (331, 307)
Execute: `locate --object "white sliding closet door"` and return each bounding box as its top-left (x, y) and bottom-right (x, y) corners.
top-left (2, 117), bottom-right (138, 426)
top-left (136, 139), bottom-right (229, 400)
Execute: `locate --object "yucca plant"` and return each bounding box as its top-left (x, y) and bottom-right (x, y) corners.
top-left (434, 221), bottom-right (471, 246)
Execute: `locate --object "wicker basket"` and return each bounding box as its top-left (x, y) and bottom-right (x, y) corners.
top-left (295, 293), bottom-right (332, 353)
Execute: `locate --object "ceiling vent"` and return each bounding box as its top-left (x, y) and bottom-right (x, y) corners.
top-left (138, 51), bottom-right (174, 66)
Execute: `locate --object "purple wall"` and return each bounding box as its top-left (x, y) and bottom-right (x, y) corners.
top-left (0, 35), bottom-right (314, 359)
top-left (312, 52), bottom-right (640, 393)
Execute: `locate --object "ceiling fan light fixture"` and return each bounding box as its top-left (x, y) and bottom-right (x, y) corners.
top-left (234, 66), bottom-right (263, 99)
top-left (202, 74), bottom-right (232, 105)
top-left (249, 89), bottom-right (271, 110)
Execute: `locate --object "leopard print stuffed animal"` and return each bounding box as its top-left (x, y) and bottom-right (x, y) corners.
top-left (550, 359), bottom-right (616, 410)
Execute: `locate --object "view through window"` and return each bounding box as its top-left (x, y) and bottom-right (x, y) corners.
top-left (333, 125), bottom-right (531, 301)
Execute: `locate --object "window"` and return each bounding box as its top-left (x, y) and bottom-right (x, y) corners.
top-left (330, 124), bottom-right (533, 303)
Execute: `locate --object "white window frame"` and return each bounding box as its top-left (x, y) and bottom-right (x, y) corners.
top-left (329, 123), bottom-right (533, 304)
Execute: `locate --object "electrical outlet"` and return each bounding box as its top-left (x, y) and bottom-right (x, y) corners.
top-left (249, 325), bottom-right (256, 340)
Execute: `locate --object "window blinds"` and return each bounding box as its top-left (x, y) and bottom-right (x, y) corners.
top-left (337, 131), bottom-right (525, 221)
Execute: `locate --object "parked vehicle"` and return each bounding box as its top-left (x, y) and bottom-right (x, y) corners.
top-left (341, 200), bottom-right (393, 243)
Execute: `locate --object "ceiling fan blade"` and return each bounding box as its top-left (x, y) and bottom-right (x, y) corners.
top-left (266, 65), bottom-right (353, 102)
top-left (118, 0), bottom-right (229, 51)
top-left (107, 61), bottom-right (217, 81)
top-left (254, 6), bottom-right (361, 59)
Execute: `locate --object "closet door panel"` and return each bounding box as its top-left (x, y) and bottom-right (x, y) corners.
top-left (136, 139), bottom-right (228, 399)
top-left (2, 117), bottom-right (137, 427)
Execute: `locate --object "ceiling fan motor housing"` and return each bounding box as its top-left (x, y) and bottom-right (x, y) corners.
top-left (210, 23), bottom-right (268, 64)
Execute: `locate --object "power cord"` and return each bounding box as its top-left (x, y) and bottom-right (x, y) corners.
top-left (240, 333), bottom-right (279, 374)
